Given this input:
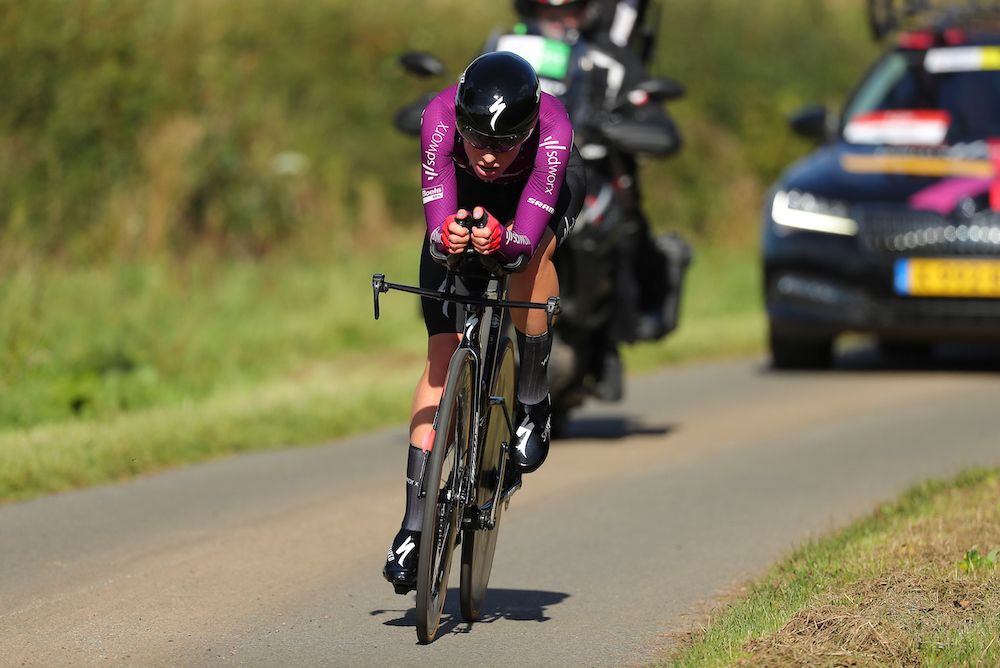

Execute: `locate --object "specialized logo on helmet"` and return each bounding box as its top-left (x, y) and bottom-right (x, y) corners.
top-left (489, 96), bottom-right (507, 131)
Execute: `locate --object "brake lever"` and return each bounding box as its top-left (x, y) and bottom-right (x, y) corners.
top-left (545, 296), bottom-right (561, 332)
top-left (372, 273), bottom-right (388, 320)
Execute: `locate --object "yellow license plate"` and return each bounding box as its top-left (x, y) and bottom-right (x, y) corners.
top-left (895, 258), bottom-right (1000, 297)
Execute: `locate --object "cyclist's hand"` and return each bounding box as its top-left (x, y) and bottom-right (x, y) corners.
top-left (440, 212), bottom-right (471, 254)
top-left (470, 207), bottom-right (503, 255)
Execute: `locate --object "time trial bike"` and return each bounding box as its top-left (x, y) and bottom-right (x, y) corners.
top-left (372, 217), bottom-right (559, 644)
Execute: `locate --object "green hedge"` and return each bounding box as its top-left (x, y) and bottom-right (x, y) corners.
top-left (0, 0), bottom-right (878, 260)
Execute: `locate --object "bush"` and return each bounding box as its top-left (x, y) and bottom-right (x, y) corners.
top-left (0, 0), bottom-right (877, 260)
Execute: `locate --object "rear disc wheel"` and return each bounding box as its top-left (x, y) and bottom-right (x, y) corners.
top-left (460, 338), bottom-right (515, 622)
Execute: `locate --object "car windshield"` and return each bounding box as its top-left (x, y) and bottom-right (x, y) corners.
top-left (842, 50), bottom-right (1000, 143)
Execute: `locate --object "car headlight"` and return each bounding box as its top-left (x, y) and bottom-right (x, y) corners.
top-left (771, 190), bottom-right (858, 236)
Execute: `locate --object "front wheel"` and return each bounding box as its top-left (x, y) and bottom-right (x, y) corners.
top-left (460, 337), bottom-right (515, 622)
top-left (416, 349), bottom-right (475, 645)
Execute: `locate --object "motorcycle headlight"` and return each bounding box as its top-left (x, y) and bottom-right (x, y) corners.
top-left (771, 189), bottom-right (858, 236)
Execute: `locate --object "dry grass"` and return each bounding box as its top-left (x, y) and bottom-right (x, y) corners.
top-left (740, 479), bottom-right (1000, 667)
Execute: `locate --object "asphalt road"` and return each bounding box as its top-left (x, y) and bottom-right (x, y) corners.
top-left (3, 349), bottom-right (1000, 667)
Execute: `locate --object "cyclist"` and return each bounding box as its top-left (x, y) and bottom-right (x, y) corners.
top-left (383, 51), bottom-right (585, 592)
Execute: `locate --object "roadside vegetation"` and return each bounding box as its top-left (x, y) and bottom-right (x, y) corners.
top-left (1, 0), bottom-right (878, 499)
top-left (0, 0), bottom-right (876, 260)
top-left (0, 240), bottom-right (759, 500)
top-left (664, 469), bottom-right (1000, 667)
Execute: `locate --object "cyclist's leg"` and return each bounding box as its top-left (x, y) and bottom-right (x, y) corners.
top-left (505, 151), bottom-right (583, 473)
top-left (385, 236), bottom-right (494, 589)
top-left (506, 231), bottom-right (558, 473)
top-left (385, 240), bottom-right (464, 590)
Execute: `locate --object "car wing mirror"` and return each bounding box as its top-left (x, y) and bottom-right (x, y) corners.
top-left (399, 51), bottom-right (446, 78)
top-left (789, 104), bottom-right (830, 140)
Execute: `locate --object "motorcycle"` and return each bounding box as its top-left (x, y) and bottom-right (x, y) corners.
top-left (393, 41), bottom-right (691, 436)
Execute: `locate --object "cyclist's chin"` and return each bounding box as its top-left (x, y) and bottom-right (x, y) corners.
top-left (475, 165), bottom-right (503, 181)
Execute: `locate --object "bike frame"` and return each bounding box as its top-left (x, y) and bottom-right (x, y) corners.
top-left (372, 264), bottom-right (559, 529)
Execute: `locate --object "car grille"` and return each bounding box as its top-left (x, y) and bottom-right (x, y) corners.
top-left (859, 210), bottom-right (1000, 257)
top-left (884, 297), bottom-right (1000, 322)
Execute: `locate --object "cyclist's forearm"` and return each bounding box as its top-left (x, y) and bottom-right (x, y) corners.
top-left (421, 86), bottom-right (460, 249)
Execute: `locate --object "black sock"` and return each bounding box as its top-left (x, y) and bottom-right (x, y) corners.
top-left (402, 444), bottom-right (426, 532)
top-left (516, 330), bottom-right (551, 406)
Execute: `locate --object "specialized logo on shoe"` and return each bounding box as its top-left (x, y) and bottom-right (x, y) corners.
top-left (395, 535), bottom-right (416, 567)
top-left (515, 421), bottom-right (534, 456)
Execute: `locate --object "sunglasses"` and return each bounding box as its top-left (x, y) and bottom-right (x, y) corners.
top-left (457, 119), bottom-right (536, 154)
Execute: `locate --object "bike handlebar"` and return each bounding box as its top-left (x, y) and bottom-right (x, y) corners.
top-left (372, 272), bottom-right (560, 329)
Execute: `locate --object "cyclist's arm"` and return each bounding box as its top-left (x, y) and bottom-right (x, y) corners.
top-left (421, 85), bottom-right (460, 251)
top-left (498, 94), bottom-right (574, 261)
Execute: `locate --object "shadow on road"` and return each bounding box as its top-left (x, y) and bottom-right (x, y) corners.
top-left (557, 416), bottom-right (675, 442)
top-left (761, 342), bottom-right (1000, 376)
top-left (371, 588), bottom-right (570, 640)
top-left (835, 342), bottom-right (1000, 374)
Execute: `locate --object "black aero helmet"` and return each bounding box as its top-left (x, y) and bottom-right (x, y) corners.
top-left (455, 52), bottom-right (541, 153)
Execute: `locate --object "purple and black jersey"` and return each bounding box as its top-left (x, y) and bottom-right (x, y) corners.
top-left (421, 84), bottom-right (574, 262)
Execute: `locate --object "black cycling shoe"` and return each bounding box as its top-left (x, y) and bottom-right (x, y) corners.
top-left (382, 528), bottom-right (420, 594)
top-left (593, 347), bottom-right (623, 402)
top-left (636, 309), bottom-right (670, 342)
top-left (511, 396), bottom-right (551, 473)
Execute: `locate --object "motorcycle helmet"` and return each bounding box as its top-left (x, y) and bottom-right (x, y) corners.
top-left (515, 0), bottom-right (592, 17)
top-left (455, 52), bottom-right (541, 153)
top-left (514, 0), bottom-right (602, 41)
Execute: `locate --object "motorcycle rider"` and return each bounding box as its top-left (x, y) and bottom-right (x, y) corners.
top-left (504, 0), bottom-right (683, 390)
top-left (516, 0), bottom-right (654, 53)
top-left (593, 0), bottom-right (656, 55)
top-left (383, 52), bottom-right (585, 592)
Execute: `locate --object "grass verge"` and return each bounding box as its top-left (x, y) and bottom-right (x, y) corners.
top-left (663, 469), bottom-right (1000, 667)
top-left (1, 239), bottom-right (762, 501)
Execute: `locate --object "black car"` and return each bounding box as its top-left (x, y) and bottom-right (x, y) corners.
top-left (762, 2), bottom-right (1000, 368)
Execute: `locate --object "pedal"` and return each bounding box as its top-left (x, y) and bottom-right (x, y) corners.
top-left (500, 477), bottom-right (521, 504)
top-left (393, 583), bottom-right (415, 595)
